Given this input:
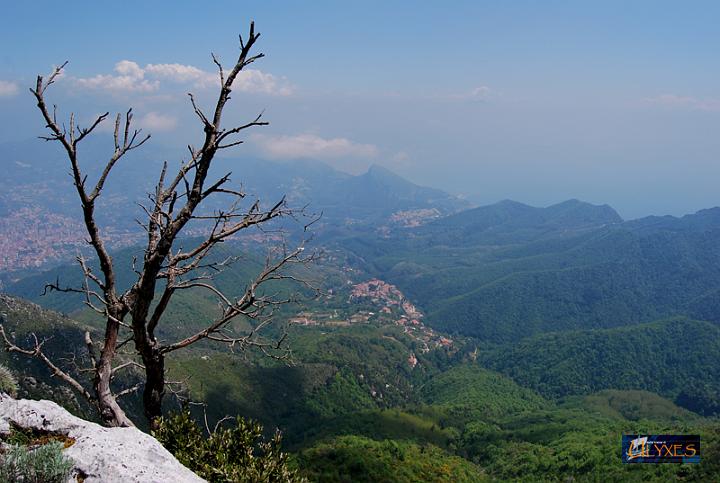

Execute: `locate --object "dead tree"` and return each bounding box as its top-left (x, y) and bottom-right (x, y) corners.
top-left (0, 22), bottom-right (312, 427)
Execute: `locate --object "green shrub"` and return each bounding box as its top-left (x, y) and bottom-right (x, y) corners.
top-left (0, 365), bottom-right (18, 398)
top-left (295, 435), bottom-right (487, 482)
top-left (153, 409), bottom-right (306, 482)
top-left (0, 441), bottom-right (74, 483)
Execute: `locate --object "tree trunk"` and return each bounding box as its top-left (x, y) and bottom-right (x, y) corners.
top-left (142, 348), bottom-right (165, 428)
top-left (94, 312), bottom-right (134, 427)
top-left (95, 367), bottom-right (134, 427)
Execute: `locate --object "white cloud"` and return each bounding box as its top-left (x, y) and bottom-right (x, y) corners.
top-left (115, 60), bottom-right (144, 78)
top-left (441, 85), bottom-right (494, 102)
top-left (74, 60), bottom-right (292, 96)
top-left (392, 151), bottom-right (409, 162)
top-left (233, 69), bottom-right (293, 96)
top-left (390, 151), bottom-right (412, 169)
top-left (146, 62), bottom-right (292, 94)
top-left (75, 61), bottom-right (159, 93)
top-left (469, 86), bottom-right (492, 100)
top-left (645, 93), bottom-right (720, 111)
top-left (0, 80), bottom-right (19, 97)
top-left (137, 111), bottom-right (178, 131)
top-left (252, 133), bottom-right (378, 160)
top-left (145, 63), bottom-right (216, 86)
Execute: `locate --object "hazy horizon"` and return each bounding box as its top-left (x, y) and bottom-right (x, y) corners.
top-left (2, 1), bottom-right (720, 219)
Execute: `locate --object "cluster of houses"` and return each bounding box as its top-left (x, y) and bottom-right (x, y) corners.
top-left (289, 278), bottom-right (453, 361)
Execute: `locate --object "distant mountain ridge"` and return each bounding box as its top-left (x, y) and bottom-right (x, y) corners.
top-left (229, 160), bottom-right (468, 222)
top-left (417, 198), bottom-right (622, 245)
top-left (0, 137), bottom-right (468, 274)
top-left (0, 136), bottom-right (467, 225)
top-left (436, 198), bottom-right (622, 227)
top-left (339, 198), bottom-right (720, 343)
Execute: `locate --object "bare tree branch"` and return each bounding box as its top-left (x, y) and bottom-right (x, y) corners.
top-left (0, 325), bottom-right (95, 404)
top-left (18, 21), bottom-right (311, 428)
top-left (160, 244), bottom-right (310, 354)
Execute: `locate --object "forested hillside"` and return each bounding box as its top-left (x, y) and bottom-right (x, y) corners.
top-left (2, 287), bottom-right (720, 480)
top-left (483, 318), bottom-right (720, 414)
top-left (340, 201), bottom-right (720, 342)
top-left (4, 191), bottom-right (720, 481)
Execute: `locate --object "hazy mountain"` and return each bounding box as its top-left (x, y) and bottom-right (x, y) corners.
top-left (223, 160), bottom-right (468, 222)
top-left (412, 198), bottom-right (622, 245)
top-left (0, 138), bottom-right (468, 277)
top-left (0, 137), bottom-right (467, 226)
top-left (338, 200), bottom-right (720, 342)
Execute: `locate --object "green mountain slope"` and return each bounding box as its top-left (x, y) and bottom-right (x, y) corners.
top-left (295, 435), bottom-right (486, 483)
top-left (3, 293), bottom-right (720, 481)
top-left (419, 364), bottom-right (549, 420)
top-left (566, 389), bottom-right (702, 422)
top-left (0, 295), bottom-right (100, 419)
top-left (483, 317), bottom-right (720, 415)
top-left (340, 202), bottom-right (720, 342)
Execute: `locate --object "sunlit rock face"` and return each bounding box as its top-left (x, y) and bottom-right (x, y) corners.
top-left (0, 395), bottom-right (205, 483)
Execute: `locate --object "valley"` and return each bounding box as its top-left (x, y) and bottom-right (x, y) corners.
top-left (2, 150), bottom-right (720, 480)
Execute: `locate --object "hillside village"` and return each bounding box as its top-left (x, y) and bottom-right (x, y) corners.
top-left (290, 278), bottom-right (452, 357)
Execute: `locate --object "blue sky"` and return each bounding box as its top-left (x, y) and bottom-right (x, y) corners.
top-left (2, 1), bottom-right (720, 218)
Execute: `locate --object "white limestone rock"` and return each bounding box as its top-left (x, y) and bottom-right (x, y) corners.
top-left (0, 395), bottom-right (205, 482)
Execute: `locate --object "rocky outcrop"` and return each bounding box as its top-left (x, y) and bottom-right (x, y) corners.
top-left (0, 395), bottom-right (205, 482)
